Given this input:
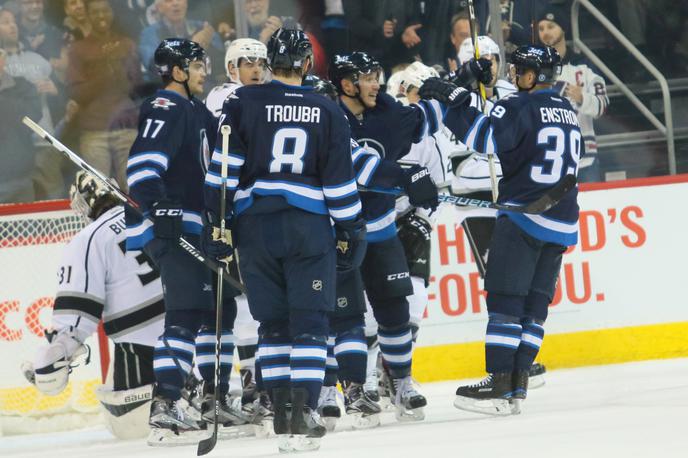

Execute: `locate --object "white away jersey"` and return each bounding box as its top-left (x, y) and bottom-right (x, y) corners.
top-left (52, 206), bottom-right (164, 347)
top-left (205, 80), bottom-right (242, 118)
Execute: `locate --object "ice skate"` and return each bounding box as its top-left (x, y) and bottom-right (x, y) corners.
top-left (147, 395), bottom-right (206, 446)
top-left (277, 387), bottom-right (326, 453)
top-left (200, 389), bottom-right (250, 426)
top-left (390, 376), bottom-right (426, 422)
top-left (364, 368), bottom-right (380, 403)
top-left (250, 390), bottom-right (276, 438)
top-left (508, 370), bottom-right (529, 415)
top-left (377, 362), bottom-right (394, 411)
top-left (343, 381), bottom-right (381, 429)
top-left (528, 362), bottom-right (547, 389)
top-left (453, 372), bottom-right (514, 416)
top-left (316, 385), bottom-right (341, 432)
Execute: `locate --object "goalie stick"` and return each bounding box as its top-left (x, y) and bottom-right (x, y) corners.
top-left (22, 116), bottom-right (246, 293)
top-left (361, 174), bottom-right (576, 215)
top-left (197, 124), bottom-right (230, 456)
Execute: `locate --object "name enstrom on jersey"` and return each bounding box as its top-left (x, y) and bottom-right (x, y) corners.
top-left (539, 106), bottom-right (580, 126)
top-left (266, 104), bottom-right (321, 123)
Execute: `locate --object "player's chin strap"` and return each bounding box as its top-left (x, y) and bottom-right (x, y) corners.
top-left (172, 71), bottom-right (192, 99)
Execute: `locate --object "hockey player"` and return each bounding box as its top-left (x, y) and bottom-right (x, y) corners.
top-left (125, 38), bottom-right (244, 445)
top-left (26, 171), bottom-right (164, 440)
top-left (205, 38), bottom-right (268, 117)
top-left (204, 36), bottom-right (270, 423)
top-left (202, 29), bottom-right (367, 452)
top-left (537, 5), bottom-right (609, 183)
top-left (329, 51), bottom-right (439, 421)
top-left (419, 45), bottom-right (581, 415)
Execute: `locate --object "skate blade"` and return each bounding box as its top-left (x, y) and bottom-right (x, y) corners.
top-left (350, 412), bottom-right (380, 429)
top-left (218, 424), bottom-right (255, 439)
top-left (322, 416), bottom-right (338, 432)
top-left (453, 395), bottom-right (513, 416)
top-left (528, 374), bottom-right (546, 389)
top-left (394, 406), bottom-right (425, 422)
top-left (509, 399), bottom-right (522, 415)
top-left (253, 418), bottom-right (275, 439)
top-left (278, 434), bottom-right (321, 453)
top-left (146, 428), bottom-right (209, 447)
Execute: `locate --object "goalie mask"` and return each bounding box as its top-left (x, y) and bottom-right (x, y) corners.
top-left (69, 171), bottom-right (119, 221)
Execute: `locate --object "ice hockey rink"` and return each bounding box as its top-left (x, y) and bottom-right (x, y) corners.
top-left (2, 358), bottom-right (685, 458)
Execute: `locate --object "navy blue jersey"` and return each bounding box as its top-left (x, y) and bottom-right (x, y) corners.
top-left (204, 80), bottom-right (361, 225)
top-left (340, 92), bottom-right (432, 242)
top-left (126, 89), bottom-right (217, 249)
top-left (443, 89), bottom-right (582, 246)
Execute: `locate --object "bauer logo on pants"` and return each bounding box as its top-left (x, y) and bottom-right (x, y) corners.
top-left (312, 280), bottom-right (323, 291)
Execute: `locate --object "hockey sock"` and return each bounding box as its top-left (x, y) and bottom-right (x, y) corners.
top-left (334, 326), bottom-right (367, 384)
top-left (324, 335), bottom-right (339, 387)
top-left (378, 325), bottom-right (413, 379)
top-left (259, 334), bottom-right (292, 397)
top-left (410, 322), bottom-right (420, 345)
top-left (196, 326), bottom-right (234, 396)
top-left (515, 318), bottom-right (545, 371)
top-left (485, 314), bottom-right (522, 373)
top-left (237, 343), bottom-right (258, 375)
top-left (153, 326), bottom-right (195, 401)
top-left (366, 335), bottom-right (380, 379)
top-left (290, 335), bottom-right (327, 410)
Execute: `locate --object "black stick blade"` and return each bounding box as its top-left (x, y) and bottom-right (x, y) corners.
top-left (197, 427), bottom-right (218, 456)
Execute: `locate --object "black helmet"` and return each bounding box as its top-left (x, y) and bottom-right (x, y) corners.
top-left (302, 74), bottom-right (338, 101)
top-left (329, 52), bottom-right (381, 91)
top-left (267, 28), bottom-right (312, 71)
top-left (154, 38), bottom-right (207, 77)
top-left (510, 45), bottom-right (562, 84)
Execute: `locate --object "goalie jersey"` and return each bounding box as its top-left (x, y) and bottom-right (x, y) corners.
top-left (443, 89), bottom-right (582, 246)
top-left (126, 89), bottom-right (217, 249)
top-left (52, 206), bottom-right (164, 347)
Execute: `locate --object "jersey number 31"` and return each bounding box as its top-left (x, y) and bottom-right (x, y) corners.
top-left (531, 127), bottom-right (581, 184)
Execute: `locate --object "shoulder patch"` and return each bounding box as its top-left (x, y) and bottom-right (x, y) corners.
top-left (151, 97), bottom-right (176, 110)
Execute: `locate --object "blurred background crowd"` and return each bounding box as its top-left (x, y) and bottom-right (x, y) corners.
top-left (1, 0), bottom-right (686, 204)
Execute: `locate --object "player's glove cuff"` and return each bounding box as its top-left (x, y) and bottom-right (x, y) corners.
top-left (419, 77), bottom-right (471, 109)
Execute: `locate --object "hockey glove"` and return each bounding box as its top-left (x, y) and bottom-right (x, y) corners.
top-left (397, 212), bottom-right (433, 285)
top-left (418, 77), bottom-right (471, 109)
top-left (200, 212), bottom-right (234, 263)
top-left (150, 199), bottom-right (183, 240)
top-left (446, 57), bottom-right (493, 88)
top-left (402, 165), bottom-right (439, 211)
top-left (335, 217), bottom-right (368, 272)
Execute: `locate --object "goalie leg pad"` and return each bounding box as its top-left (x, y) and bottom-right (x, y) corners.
top-left (96, 384), bottom-right (153, 439)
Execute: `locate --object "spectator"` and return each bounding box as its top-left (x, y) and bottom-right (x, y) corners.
top-left (538, 3), bottom-right (609, 182)
top-left (342, 0), bottom-right (420, 73)
top-left (244, 0), bottom-right (298, 44)
top-left (67, 0), bottom-right (142, 190)
top-left (62, 0), bottom-right (91, 41)
top-left (447, 11), bottom-right (474, 72)
top-left (16, 0), bottom-right (64, 64)
top-left (109, 0), bottom-right (155, 40)
top-left (138, 0), bottom-right (223, 78)
top-left (416, 0), bottom-right (462, 68)
top-left (0, 47), bottom-right (42, 203)
top-left (486, 0), bottom-right (550, 53)
top-left (0, 6), bottom-right (67, 199)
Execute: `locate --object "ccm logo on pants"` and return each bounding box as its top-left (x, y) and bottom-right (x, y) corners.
top-left (387, 272), bottom-right (410, 281)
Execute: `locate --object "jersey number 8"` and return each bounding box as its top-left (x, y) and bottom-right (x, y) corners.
top-left (531, 127), bottom-right (581, 184)
top-left (269, 127), bottom-right (307, 174)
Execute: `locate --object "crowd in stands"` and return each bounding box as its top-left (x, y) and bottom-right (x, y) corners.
top-left (0, 0), bottom-right (686, 204)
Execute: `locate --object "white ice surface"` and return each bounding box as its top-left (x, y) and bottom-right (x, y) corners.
top-left (2, 358), bottom-right (687, 458)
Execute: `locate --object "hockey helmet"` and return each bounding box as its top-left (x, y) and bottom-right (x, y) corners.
top-left (224, 38), bottom-right (267, 79)
top-left (302, 74), bottom-right (338, 101)
top-left (154, 38), bottom-right (208, 77)
top-left (329, 52), bottom-right (382, 91)
top-left (458, 36), bottom-right (501, 64)
top-left (69, 170), bottom-right (119, 221)
top-left (400, 61), bottom-right (440, 92)
top-left (267, 28), bottom-right (312, 71)
top-left (510, 45), bottom-right (562, 84)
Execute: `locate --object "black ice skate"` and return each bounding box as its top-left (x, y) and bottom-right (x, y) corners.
top-left (278, 387), bottom-right (326, 453)
top-left (390, 376), bottom-right (427, 422)
top-left (528, 362), bottom-right (547, 389)
top-left (453, 372), bottom-right (515, 416)
top-left (200, 387), bottom-right (249, 426)
top-left (317, 385), bottom-right (341, 432)
top-left (240, 368), bottom-right (258, 405)
top-left (509, 370), bottom-right (530, 415)
top-left (364, 368), bottom-right (381, 403)
top-left (248, 390), bottom-right (275, 438)
top-left (147, 395), bottom-right (205, 446)
top-left (343, 381), bottom-right (381, 429)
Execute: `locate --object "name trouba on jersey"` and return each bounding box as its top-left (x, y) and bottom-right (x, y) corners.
top-left (266, 104), bottom-right (322, 123)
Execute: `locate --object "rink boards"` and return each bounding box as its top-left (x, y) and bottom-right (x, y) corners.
top-left (414, 174), bottom-right (688, 381)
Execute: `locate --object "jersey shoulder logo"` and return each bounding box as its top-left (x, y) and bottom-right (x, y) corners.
top-left (151, 97), bottom-right (176, 110)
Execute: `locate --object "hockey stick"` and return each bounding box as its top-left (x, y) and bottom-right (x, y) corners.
top-left (197, 125), bottom-right (231, 456)
top-left (467, 0), bottom-right (499, 203)
top-left (461, 220), bottom-right (487, 278)
top-left (21, 116), bottom-right (246, 293)
top-left (360, 174), bottom-right (576, 214)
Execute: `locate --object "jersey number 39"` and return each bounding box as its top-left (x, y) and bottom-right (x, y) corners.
top-left (531, 127), bottom-right (581, 184)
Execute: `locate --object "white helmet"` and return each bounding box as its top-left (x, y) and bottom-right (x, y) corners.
top-left (400, 61), bottom-right (439, 92)
top-left (224, 38), bottom-right (267, 80)
top-left (386, 69), bottom-right (407, 100)
top-left (458, 36), bottom-right (500, 64)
